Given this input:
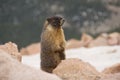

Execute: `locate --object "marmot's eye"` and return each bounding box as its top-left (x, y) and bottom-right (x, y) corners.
top-left (59, 17), bottom-right (62, 20)
top-left (52, 20), bottom-right (56, 22)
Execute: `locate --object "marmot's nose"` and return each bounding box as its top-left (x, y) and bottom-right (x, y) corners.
top-left (61, 18), bottom-right (65, 25)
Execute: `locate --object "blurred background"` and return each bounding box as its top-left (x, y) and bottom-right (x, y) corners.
top-left (0, 0), bottom-right (120, 48)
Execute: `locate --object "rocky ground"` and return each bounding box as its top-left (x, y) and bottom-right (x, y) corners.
top-left (0, 32), bottom-right (120, 80)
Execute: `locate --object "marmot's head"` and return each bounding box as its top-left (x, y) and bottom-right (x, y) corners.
top-left (46, 16), bottom-right (65, 28)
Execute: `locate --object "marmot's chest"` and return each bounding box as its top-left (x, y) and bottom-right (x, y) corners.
top-left (50, 29), bottom-right (65, 44)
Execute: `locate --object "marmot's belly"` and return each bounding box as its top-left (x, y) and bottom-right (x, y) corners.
top-left (41, 52), bottom-right (61, 68)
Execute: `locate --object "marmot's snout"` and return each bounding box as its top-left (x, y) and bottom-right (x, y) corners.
top-left (47, 16), bottom-right (65, 28)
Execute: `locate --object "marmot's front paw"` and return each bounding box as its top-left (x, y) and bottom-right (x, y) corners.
top-left (55, 46), bottom-right (64, 53)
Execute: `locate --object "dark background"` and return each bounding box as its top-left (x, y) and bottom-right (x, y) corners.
top-left (0, 0), bottom-right (120, 48)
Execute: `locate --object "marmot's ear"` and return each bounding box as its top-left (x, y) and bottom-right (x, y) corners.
top-left (47, 17), bottom-right (51, 22)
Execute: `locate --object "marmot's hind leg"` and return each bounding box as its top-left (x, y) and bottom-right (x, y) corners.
top-left (59, 52), bottom-right (65, 60)
top-left (41, 67), bottom-right (54, 73)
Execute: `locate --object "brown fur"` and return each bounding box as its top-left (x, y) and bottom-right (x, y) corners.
top-left (40, 16), bottom-right (66, 73)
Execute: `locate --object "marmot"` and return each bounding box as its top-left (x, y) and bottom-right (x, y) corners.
top-left (40, 16), bottom-right (66, 73)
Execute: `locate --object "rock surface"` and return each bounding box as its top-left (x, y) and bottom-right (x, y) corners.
top-left (0, 42), bottom-right (21, 61)
top-left (108, 32), bottom-right (120, 45)
top-left (0, 50), bottom-right (61, 80)
top-left (88, 33), bottom-right (109, 47)
top-left (80, 33), bottom-right (93, 47)
top-left (20, 42), bottom-right (40, 55)
top-left (99, 73), bottom-right (120, 80)
top-left (53, 58), bottom-right (101, 80)
top-left (66, 39), bottom-right (83, 49)
top-left (102, 63), bottom-right (120, 74)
